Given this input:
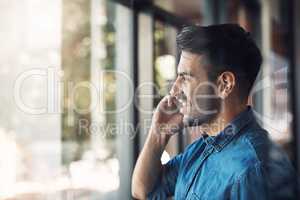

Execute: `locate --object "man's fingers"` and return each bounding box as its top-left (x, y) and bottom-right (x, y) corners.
top-left (158, 95), bottom-right (181, 116)
top-left (167, 95), bottom-right (172, 107)
top-left (159, 118), bottom-right (184, 135)
top-left (167, 95), bottom-right (178, 107)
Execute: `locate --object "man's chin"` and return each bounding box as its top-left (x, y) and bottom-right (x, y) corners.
top-left (183, 113), bottom-right (217, 127)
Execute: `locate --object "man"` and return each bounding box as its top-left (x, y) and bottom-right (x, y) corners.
top-left (132, 24), bottom-right (296, 200)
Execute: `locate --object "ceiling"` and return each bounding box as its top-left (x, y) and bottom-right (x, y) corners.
top-left (154, 0), bottom-right (203, 22)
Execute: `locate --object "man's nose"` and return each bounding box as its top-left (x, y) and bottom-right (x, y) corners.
top-left (170, 79), bottom-right (182, 98)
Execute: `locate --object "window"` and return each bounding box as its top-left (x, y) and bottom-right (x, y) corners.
top-left (153, 20), bottom-right (179, 159)
top-left (0, 0), bottom-right (134, 199)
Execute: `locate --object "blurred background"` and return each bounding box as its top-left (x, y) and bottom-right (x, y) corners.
top-left (0, 0), bottom-right (300, 199)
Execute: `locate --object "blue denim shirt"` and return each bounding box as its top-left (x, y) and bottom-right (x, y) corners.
top-left (148, 107), bottom-right (296, 200)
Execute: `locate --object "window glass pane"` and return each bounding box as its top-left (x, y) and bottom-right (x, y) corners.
top-left (0, 0), bottom-right (132, 199)
top-left (0, 0), bottom-right (62, 199)
top-left (154, 20), bottom-right (178, 159)
top-left (62, 0), bottom-right (120, 198)
top-left (262, 0), bottom-right (292, 155)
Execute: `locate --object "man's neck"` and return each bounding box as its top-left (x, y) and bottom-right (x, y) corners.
top-left (188, 103), bottom-right (248, 137)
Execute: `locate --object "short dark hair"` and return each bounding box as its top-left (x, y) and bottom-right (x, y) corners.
top-left (176, 24), bottom-right (262, 100)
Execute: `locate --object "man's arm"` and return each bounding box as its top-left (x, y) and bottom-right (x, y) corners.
top-left (131, 95), bottom-right (183, 199)
top-left (131, 128), bottom-right (170, 199)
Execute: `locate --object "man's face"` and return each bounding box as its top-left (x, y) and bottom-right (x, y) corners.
top-left (171, 51), bottom-right (221, 126)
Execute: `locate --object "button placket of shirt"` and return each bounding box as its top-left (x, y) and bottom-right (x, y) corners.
top-left (175, 138), bottom-right (206, 199)
top-left (182, 142), bottom-right (215, 199)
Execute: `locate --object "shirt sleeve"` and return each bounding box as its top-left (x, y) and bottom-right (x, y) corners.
top-left (147, 153), bottom-right (183, 200)
top-left (230, 162), bottom-right (267, 200)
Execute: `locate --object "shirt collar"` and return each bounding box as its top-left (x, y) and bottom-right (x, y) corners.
top-left (203, 106), bottom-right (255, 152)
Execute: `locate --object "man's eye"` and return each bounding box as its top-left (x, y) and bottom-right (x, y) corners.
top-left (182, 76), bottom-right (188, 82)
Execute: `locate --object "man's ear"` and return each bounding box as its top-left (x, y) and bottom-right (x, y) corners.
top-left (217, 71), bottom-right (236, 99)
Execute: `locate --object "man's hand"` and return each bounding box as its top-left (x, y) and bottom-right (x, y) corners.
top-left (150, 95), bottom-right (184, 145)
top-left (131, 95), bottom-right (184, 199)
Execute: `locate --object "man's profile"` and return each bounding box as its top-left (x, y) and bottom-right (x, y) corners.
top-left (131, 24), bottom-right (296, 200)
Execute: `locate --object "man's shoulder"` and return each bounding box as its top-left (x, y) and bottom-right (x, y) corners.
top-left (238, 125), bottom-right (290, 165)
top-left (211, 131), bottom-right (264, 178)
top-left (236, 125), bottom-right (270, 161)
top-left (223, 125), bottom-right (294, 178)
top-left (229, 126), bottom-right (296, 196)
top-left (213, 126), bottom-right (265, 165)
